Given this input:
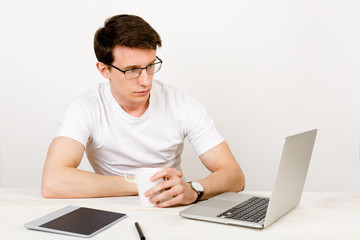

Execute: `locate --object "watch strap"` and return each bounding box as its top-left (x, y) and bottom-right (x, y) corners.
top-left (189, 181), bottom-right (204, 204)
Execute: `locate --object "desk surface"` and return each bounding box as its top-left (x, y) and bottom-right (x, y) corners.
top-left (0, 188), bottom-right (359, 240)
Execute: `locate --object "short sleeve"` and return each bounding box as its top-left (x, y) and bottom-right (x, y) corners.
top-left (55, 97), bottom-right (94, 147)
top-left (184, 95), bottom-right (224, 156)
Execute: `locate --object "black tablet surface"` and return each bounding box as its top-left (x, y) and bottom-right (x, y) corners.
top-left (24, 205), bottom-right (127, 238)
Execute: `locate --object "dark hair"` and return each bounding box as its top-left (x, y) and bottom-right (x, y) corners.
top-left (94, 14), bottom-right (162, 65)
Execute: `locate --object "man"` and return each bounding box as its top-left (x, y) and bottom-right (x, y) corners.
top-left (41, 14), bottom-right (245, 207)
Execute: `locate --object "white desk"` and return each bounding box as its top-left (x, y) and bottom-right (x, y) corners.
top-left (0, 188), bottom-right (359, 240)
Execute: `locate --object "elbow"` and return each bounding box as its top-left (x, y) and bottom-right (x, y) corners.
top-left (41, 177), bottom-right (61, 199)
top-left (240, 169), bottom-right (245, 191)
top-left (41, 181), bottom-right (54, 199)
top-left (233, 168), bottom-right (246, 192)
top-left (239, 176), bottom-right (245, 192)
top-left (237, 176), bottom-right (246, 192)
top-left (41, 165), bottom-right (72, 199)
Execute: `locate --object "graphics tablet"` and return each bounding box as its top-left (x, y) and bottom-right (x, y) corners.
top-left (24, 205), bottom-right (127, 238)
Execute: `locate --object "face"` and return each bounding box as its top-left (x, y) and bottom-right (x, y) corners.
top-left (97, 46), bottom-right (157, 109)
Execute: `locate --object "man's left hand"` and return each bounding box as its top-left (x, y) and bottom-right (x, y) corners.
top-left (144, 167), bottom-right (198, 207)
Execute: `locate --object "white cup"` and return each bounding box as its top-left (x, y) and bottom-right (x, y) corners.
top-left (124, 168), bottom-right (164, 207)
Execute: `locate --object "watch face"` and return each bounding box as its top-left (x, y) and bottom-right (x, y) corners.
top-left (191, 182), bottom-right (204, 192)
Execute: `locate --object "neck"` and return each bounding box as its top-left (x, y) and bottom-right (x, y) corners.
top-left (111, 92), bottom-right (150, 118)
top-left (120, 98), bottom-right (150, 117)
top-left (109, 85), bottom-right (151, 117)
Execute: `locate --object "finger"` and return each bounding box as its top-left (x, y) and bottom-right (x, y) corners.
top-left (151, 168), bottom-right (183, 181)
top-left (156, 194), bottom-right (186, 208)
top-left (161, 167), bottom-right (183, 176)
top-left (144, 179), bottom-right (177, 197)
top-left (149, 182), bottom-right (185, 203)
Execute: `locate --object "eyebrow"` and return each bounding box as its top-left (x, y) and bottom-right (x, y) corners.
top-left (122, 58), bottom-right (157, 70)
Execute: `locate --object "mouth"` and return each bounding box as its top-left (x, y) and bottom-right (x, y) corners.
top-left (135, 89), bottom-right (151, 95)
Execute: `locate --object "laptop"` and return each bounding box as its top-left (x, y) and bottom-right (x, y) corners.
top-left (180, 129), bottom-right (317, 229)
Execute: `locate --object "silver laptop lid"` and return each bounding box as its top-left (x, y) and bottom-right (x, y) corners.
top-left (264, 129), bottom-right (317, 228)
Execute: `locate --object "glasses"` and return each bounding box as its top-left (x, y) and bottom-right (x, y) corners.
top-left (109, 56), bottom-right (163, 80)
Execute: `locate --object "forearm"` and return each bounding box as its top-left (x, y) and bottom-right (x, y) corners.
top-left (42, 137), bottom-right (138, 198)
top-left (197, 164), bottom-right (245, 200)
top-left (41, 167), bottom-right (137, 198)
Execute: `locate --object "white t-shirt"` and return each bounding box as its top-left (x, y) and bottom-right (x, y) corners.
top-left (56, 80), bottom-right (224, 176)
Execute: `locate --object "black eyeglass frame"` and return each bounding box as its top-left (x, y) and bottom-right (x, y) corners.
top-left (108, 56), bottom-right (163, 80)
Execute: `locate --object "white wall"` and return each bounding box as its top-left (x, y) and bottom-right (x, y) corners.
top-left (1, 0), bottom-right (359, 191)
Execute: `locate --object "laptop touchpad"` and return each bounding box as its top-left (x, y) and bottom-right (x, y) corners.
top-left (201, 199), bottom-right (238, 209)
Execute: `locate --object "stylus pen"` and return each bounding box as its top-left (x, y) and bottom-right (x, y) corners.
top-left (135, 222), bottom-right (146, 240)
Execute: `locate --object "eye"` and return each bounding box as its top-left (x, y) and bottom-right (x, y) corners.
top-left (149, 63), bottom-right (158, 70)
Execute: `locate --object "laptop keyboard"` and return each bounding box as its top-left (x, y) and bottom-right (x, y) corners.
top-left (217, 197), bottom-right (269, 223)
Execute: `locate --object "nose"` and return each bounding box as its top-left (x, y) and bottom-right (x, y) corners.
top-left (137, 68), bottom-right (151, 86)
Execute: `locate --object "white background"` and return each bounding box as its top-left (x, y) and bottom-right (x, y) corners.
top-left (0, 0), bottom-right (359, 191)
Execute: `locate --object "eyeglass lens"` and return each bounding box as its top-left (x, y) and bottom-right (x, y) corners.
top-left (125, 62), bottom-right (161, 80)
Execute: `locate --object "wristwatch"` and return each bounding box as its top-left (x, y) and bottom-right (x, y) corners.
top-left (189, 181), bottom-right (204, 204)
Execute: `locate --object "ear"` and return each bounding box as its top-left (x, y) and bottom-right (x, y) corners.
top-left (96, 62), bottom-right (111, 79)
